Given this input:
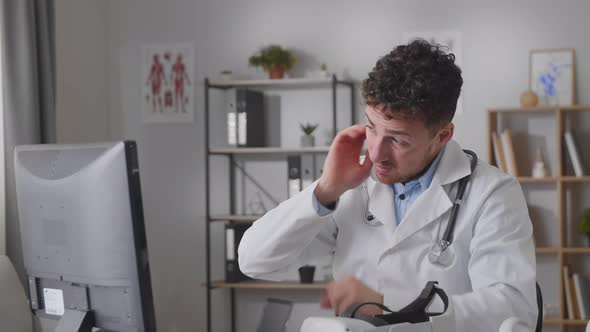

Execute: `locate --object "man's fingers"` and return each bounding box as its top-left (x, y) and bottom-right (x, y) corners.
top-left (320, 293), bottom-right (332, 309)
top-left (334, 125), bottom-right (366, 143)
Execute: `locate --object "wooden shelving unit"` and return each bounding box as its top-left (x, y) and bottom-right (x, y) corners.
top-left (489, 105), bottom-right (590, 331)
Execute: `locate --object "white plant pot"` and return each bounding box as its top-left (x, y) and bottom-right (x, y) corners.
top-left (301, 135), bottom-right (315, 147)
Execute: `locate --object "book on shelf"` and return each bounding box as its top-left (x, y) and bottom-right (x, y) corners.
top-left (564, 265), bottom-right (575, 319)
top-left (573, 273), bottom-right (590, 320)
top-left (570, 274), bottom-right (581, 319)
top-left (500, 128), bottom-right (519, 177)
top-left (491, 132), bottom-right (507, 172)
top-left (564, 131), bottom-right (586, 176)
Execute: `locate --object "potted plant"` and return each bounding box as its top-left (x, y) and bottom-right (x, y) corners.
top-left (578, 208), bottom-right (590, 246)
top-left (248, 45), bottom-right (296, 79)
top-left (300, 122), bottom-right (318, 147)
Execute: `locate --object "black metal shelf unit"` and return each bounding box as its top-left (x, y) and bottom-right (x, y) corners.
top-left (203, 75), bottom-right (356, 332)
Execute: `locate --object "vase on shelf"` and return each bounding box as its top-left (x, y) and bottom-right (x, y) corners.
top-left (531, 148), bottom-right (548, 178)
top-left (300, 134), bottom-right (315, 147)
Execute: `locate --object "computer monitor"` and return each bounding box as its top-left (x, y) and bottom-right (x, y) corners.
top-left (14, 141), bottom-right (156, 332)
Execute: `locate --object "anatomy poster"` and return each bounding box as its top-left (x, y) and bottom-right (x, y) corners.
top-left (402, 31), bottom-right (463, 115)
top-left (142, 43), bottom-right (194, 123)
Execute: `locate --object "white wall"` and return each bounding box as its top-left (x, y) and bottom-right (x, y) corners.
top-left (55, 0), bottom-right (110, 143)
top-left (53, 0), bottom-right (590, 331)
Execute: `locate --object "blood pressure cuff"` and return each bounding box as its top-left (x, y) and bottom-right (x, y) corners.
top-left (340, 281), bottom-right (449, 327)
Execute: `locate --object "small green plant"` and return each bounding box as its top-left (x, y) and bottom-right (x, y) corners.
top-left (320, 63), bottom-right (328, 71)
top-left (248, 45), bottom-right (296, 72)
top-left (300, 122), bottom-right (318, 136)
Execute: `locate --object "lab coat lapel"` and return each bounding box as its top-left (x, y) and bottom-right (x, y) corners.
top-left (391, 140), bottom-right (471, 247)
top-left (366, 179), bottom-right (397, 242)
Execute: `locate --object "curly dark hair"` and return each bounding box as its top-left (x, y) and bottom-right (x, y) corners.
top-left (362, 39), bottom-right (463, 132)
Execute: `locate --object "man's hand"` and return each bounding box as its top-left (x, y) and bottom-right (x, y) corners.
top-left (320, 276), bottom-right (384, 316)
top-left (315, 125), bottom-right (373, 206)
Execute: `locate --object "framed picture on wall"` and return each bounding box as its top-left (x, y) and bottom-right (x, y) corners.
top-left (141, 42), bottom-right (194, 123)
top-left (529, 48), bottom-right (576, 107)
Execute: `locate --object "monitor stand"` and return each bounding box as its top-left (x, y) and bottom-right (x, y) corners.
top-left (55, 309), bottom-right (94, 332)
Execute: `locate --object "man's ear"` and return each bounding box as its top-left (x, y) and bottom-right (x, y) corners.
top-left (436, 122), bottom-right (454, 144)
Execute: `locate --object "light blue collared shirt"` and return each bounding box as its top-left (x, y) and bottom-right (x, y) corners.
top-left (391, 148), bottom-right (443, 225)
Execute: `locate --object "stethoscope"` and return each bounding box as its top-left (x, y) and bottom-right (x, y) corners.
top-left (362, 150), bottom-right (478, 264)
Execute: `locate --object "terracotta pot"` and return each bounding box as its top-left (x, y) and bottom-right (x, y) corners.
top-left (268, 65), bottom-right (285, 79)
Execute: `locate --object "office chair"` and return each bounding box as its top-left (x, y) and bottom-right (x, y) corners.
top-left (536, 282), bottom-right (543, 332)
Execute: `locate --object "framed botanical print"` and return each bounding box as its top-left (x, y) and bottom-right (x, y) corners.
top-left (530, 48), bottom-right (576, 106)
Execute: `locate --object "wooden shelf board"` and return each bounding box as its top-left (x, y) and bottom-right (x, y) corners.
top-left (560, 176), bottom-right (590, 183)
top-left (208, 77), bottom-right (354, 89)
top-left (536, 247), bottom-right (560, 254)
top-left (209, 214), bottom-right (259, 222)
top-left (209, 146), bottom-right (330, 155)
top-left (561, 319), bottom-right (589, 325)
top-left (543, 318), bottom-right (563, 325)
top-left (518, 177), bottom-right (558, 183)
top-left (489, 105), bottom-right (590, 113)
top-left (562, 248), bottom-right (590, 254)
top-left (209, 280), bottom-right (326, 290)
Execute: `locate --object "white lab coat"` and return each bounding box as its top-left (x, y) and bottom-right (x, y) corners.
top-left (238, 140), bottom-right (537, 332)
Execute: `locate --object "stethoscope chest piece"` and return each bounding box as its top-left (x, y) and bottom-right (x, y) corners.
top-left (428, 240), bottom-right (455, 266)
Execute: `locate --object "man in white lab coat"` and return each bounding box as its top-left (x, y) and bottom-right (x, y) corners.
top-left (238, 40), bottom-right (537, 331)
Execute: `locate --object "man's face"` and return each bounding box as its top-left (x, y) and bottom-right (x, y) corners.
top-left (365, 106), bottom-right (453, 184)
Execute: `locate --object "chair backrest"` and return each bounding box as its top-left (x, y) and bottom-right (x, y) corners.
top-left (257, 298), bottom-right (293, 332)
top-left (536, 282), bottom-right (543, 332)
top-left (0, 255), bottom-right (32, 332)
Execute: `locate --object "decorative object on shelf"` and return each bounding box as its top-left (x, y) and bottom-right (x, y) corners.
top-left (577, 208), bottom-right (590, 246)
top-left (300, 122), bottom-right (318, 147)
top-left (141, 42), bottom-right (194, 123)
top-left (248, 45), bottom-right (296, 79)
top-left (219, 70), bottom-right (233, 81)
top-left (530, 48), bottom-right (576, 106)
top-left (520, 90), bottom-right (539, 108)
top-left (298, 265), bottom-right (315, 284)
top-left (531, 147), bottom-right (548, 178)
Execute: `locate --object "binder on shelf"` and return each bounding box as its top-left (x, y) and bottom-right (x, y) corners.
top-left (226, 89), bottom-right (265, 147)
top-left (287, 155), bottom-right (302, 198)
top-left (301, 154), bottom-right (315, 190)
top-left (500, 128), bottom-right (519, 177)
top-left (564, 131), bottom-right (585, 176)
top-left (225, 223), bottom-right (252, 283)
top-left (491, 132), bottom-right (507, 172)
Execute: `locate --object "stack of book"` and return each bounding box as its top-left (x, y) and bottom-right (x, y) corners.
top-left (491, 128), bottom-right (519, 177)
top-left (563, 265), bottom-right (590, 320)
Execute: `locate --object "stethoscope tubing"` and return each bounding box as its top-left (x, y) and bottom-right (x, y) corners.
top-left (362, 150), bottom-right (478, 254)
